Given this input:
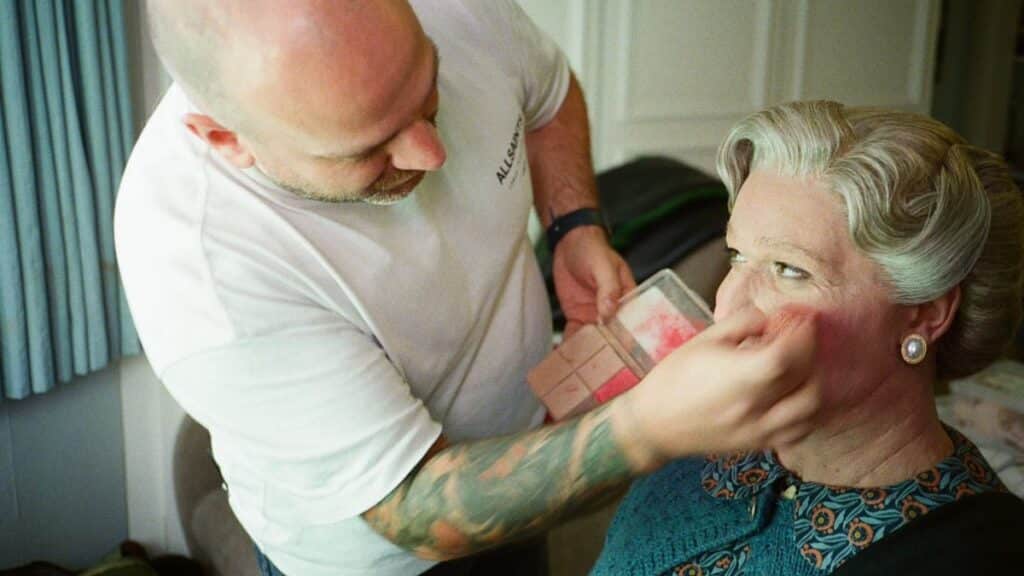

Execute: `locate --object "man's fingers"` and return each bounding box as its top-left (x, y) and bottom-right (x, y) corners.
top-left (618, 259), bottom-right (637, 293)
top-left (761, 310), bottom-right (818, 380)
top-left (593, 259), bottom-right (624, 321)
top-left (756, 372), bottom-right (824, 444)
top-left (703, 307), bottom-right (769, 345)
top-left (745, 311), bottom-right (818, 409)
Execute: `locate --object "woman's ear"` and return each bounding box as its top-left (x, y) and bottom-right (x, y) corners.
top-left (905, 285), bottom-right (962, 343)
top-left (182, 113), bottom-right (255, 169)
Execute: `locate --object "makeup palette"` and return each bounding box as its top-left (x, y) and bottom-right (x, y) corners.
top-left (529, 269), bottom-right (713, 421)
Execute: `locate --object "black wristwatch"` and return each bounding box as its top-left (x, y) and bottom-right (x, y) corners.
top-left (545, 207), bottom-right (610, 254)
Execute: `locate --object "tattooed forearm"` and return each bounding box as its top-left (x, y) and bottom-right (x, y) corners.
top-left (361, 404), bottom-right (635, 561)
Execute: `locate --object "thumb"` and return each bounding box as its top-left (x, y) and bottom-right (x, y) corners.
top-left (759, 308), bottom-right (818, 376)
top-left (705, 307), bottom-right (769, 345)
top-left (746, 309), bottom-right (819, 407)
top-left (618, 259), bottom-right (638, 293)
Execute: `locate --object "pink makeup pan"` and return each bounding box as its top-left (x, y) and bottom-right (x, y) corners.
top-left (529, 269), bottom-right (713, 421)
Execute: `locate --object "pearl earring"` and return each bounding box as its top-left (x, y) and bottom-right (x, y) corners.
top-left (901, 334), bottom-right (927, 365)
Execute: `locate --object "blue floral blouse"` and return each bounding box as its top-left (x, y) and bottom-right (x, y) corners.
top-left (678, 426), bottom-right (1007, 575)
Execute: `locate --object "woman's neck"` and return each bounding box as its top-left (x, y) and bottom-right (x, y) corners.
top-left (774, 371), bottom-right (953, 488)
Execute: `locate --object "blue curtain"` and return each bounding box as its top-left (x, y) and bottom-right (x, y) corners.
top-left (0, 0), bottom-right (139, 401)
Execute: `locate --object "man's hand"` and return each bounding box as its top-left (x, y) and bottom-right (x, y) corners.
top-left (552, 226), bottom-right (635, 338)
top-left (617, 306), bottom-right (823, 469)
top-left (525, 72), bottom-right (635, 337)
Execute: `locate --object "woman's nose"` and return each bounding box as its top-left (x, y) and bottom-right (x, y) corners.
top-left (713, 268), bottom-right (759, 323)
top-left (388, 120), bottom-right (446, 172)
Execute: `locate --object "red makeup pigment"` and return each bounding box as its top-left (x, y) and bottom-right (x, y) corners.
top-left (528, 270), bottom-right (713, 421)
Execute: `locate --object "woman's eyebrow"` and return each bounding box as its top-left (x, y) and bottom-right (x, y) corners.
top-left (726, 223), bottom-right (831, 270)
top-left (758, 237), bottom-right (831, 269)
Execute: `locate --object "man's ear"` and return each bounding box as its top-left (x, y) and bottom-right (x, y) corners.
top-left (904, 285), bottom-right (961, 343)
top-left (183, 113), bottom-right (255, 169)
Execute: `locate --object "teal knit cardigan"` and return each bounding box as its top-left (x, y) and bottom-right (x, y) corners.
top-left (592, 458), bottom-right (820, 576)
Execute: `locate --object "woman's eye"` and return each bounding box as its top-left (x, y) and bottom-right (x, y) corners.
top-left (773, 262), bottom-right (809, 280)
top-left (726, 247), bottom-right (746, 265)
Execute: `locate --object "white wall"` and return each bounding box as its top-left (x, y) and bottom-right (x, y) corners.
top-left (519, 0), bottom-right (941, 174)
top-left (119, 356), bottom-right (188, 556)
top-left (0, 366), bottom-right (128, 569)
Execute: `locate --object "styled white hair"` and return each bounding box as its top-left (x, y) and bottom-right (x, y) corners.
top-left (716, 101), bottom-right (1024, 379)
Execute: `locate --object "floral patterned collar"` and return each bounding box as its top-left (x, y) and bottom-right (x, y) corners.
top-left (700, 426), bottom-right (1007, 572)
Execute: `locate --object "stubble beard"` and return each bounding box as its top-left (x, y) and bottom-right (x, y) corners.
top-left (269, 168), bottom-right (423, 206)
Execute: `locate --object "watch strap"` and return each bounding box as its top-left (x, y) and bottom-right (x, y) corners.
top-left (545, 207), bottom-right (609, 253)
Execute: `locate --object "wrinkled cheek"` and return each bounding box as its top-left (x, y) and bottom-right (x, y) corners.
top-left (813, 308), bottom-right (877, 408)
top-left (815, 309), bottom-right (853, 363)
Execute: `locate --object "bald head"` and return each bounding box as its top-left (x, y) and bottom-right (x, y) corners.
top-left (148, 0), bottom-right (445, 204)
top-left (146, 0), bottom-right (423, 137)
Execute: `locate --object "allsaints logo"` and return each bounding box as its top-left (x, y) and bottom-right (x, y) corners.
top-left (496, 115), bottom-right (524, 185)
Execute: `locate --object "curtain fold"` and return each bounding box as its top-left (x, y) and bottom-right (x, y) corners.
top-left (0, 0), bottom-right (139, 401)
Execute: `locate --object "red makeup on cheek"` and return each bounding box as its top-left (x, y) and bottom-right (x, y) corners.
top-left (816, 308), bottom-right (885, 402)
top-left (742, 304), bottom-right (817, 348)
top-left (772, 305), bottom-right (854, 368)
top-left (761, 304), bottom-right (859, 407)
top-left (763, 304), bottom-right (817, 335)
top-left (813, 312), bottom-right (850, 365)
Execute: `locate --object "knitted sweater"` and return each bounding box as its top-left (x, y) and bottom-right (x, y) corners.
top-left (592, 426), bottom-right (1008, 576)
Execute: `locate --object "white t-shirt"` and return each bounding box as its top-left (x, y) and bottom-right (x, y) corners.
top-left (115, 1), bottom-right (569, 574)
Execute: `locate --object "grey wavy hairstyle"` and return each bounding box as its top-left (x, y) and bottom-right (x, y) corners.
top-left (716, 100), bottom-right (1024, 379)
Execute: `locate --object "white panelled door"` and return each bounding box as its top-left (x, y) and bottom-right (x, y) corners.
top-left (519, 0), bottom-right (940, 173)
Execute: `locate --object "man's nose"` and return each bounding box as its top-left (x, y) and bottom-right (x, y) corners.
top-left (389, 120), bottom-right (446, 172)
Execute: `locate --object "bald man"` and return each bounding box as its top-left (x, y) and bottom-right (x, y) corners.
top-left (115, 1), bottom-right (822, 575)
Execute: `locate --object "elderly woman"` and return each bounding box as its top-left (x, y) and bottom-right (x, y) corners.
top-left (593, 101), bottom-right (1024, 575)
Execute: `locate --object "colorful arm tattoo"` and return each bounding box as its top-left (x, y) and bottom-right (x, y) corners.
top-left (362, 404), bottom-right (634, 560)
